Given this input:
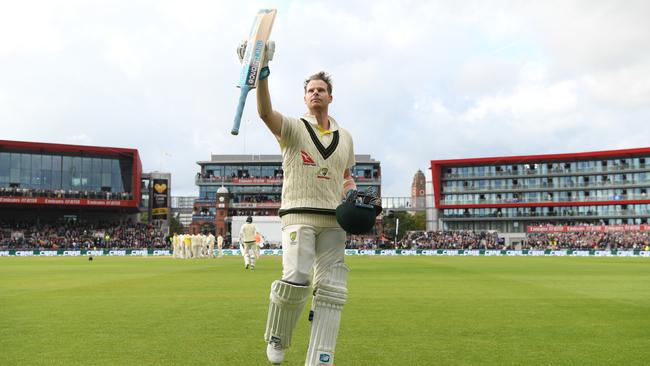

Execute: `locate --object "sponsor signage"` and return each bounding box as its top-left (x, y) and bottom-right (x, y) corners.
top-left (527, 224), bottom-right (650, 233)
top-left (230, 178), bottom-right (282, 184)
top-left (230, 202), bottom-right (281, 209)
top-left (1, 249), bottom-right (648, 257)
top-left (0, 197), bottom-right (133, 207)
top-left (151, 179), bottom-right (169, 220)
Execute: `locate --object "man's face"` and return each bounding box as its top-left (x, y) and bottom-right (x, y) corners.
top-left (304, 79), bottom-right (332, 111)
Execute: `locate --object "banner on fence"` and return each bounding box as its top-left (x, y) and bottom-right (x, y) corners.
top-left (1, 249), bottom-right (648, 257)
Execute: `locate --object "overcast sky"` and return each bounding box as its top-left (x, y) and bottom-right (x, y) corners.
top-left (1, 0), bottom-right (649, 197)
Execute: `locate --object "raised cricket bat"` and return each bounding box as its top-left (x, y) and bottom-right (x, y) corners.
top-left (231, 9), bottom-right (277, 135)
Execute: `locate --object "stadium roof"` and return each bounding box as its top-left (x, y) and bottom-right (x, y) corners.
top-left (430, 147), bottom-right (650, 167)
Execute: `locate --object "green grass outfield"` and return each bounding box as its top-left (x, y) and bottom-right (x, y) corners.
top-left (1, 256), bottom-right (649, 366)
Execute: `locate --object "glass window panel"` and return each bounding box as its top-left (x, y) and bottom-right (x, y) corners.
top-left (62, 156), bottom-right (72, 190)
top-left (80, 157), bottom-right (91, 188)
top-left (20, 154), bottom-right (31, 186)
top-left (112, 160), bottom-right (123, 192)
top-left (247, 166), bottom-right (261, 177)
top-left (0, 152), bottom-right (9, 184)
top-left (51, 155), bottom-right (61, 189)
top-left (31, 154), bottom-right (41, 188)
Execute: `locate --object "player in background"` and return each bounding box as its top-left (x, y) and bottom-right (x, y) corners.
top-left (184, 234), bottom-right (192, 259)
top-left (201, 233), bottom-right (209, 257)
top-left (177, 234), bottom-right (184, 259)
top-left (217, 233), bottom-right (224, 257)
top-left (192, 234), bottom-right (203, 259)
top-left (239, 40), bottom-right (358, 365)
top-left (239, 216), bottom-right (257, 269)
top-left (172, 233), bottom-right (179, 258)
top-left (255, 231), bottom-right (264, 260)
top-left (206, 231), bottom-right (216, 258)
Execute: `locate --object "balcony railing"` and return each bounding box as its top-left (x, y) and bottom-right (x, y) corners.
top-left (0, 189), bottom-right (133, 200)
top-left (196, 176), bottom-right (381, 185)
top-left (196, 176), bottom-right (284, 185)
top-left (442, 209), bottom-right (650, 220)
top-left (192, 214), bottom-right (216, 221)
top-left (440, 194), bottom-right (649, 206)
top-left (442, 164), bottom-right (647, 180)
top-left (442, 180), bottom-right (649, 193)
top-left (230, 202), bottom-right (281, 209)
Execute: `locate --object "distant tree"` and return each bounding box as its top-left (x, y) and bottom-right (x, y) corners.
top-left (169, 214), bottom-right (184, 235)
top-left (411, 211), bottom-right (426, 231)
top-left (383, 211), bottom-right (425, 242)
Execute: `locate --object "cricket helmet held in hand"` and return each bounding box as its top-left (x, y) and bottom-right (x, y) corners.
top-left (336, 189), bottom-right (381, 235)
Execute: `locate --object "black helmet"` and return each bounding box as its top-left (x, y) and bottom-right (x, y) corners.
top-left (336, 190), bottom-right (381, 235)
top-left (336, 201), bottom-right (376, 234)
top-left (246, 216), bottom-right (253, 223)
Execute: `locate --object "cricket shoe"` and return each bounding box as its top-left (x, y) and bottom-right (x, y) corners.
top-left (245, 264), bottom-right (250, 269)
top-left (266, 339), bottom-right (285, 365)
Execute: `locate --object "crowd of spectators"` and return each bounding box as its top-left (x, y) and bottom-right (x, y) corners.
top-left (352, 229), bottom-right (650, 251)
top-left (524, 231), bottom-right (650, 250)
top-left (0, 220), bottom-right (167, 250)
top-left (345, 230), bottom-right (504, 250)
top-left (399, 230), bottom-right (503, 250)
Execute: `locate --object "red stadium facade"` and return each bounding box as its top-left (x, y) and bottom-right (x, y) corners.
top-left (0, 140), bottom-right (142, 221)
top-left (430, 147), bottom-right (650, 241)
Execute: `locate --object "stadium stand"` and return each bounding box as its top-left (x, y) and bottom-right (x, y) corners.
top-left (0, 220), bottom-right (167, 250)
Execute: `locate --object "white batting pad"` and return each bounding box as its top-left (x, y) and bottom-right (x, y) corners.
top-left (264, 280), bottom-right (310, 349)
top-left (248, 248), bottom-right (256, 267)
top-left (305, 263), bottom-right (349, 366)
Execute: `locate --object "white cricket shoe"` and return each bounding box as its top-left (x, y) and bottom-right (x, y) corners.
top-left (266, 341), bottom-right (285, 365)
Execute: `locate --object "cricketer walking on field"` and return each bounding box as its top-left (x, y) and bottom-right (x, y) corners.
top-left (240, 216), bottom-right (258, 269)
top-left (172, 233), bottom-right (180, 258)
top-left (241, 41), bottom-right (358, 365)
top-left (206, 232), bottom-right (216, 258)
top-left (183, 234), bottom-right (192, 258)
top-left (217, 234), bottom-right (224, 257)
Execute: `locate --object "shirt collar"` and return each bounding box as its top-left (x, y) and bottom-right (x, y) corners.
top-left (302, 114), bottom-right (339, 135)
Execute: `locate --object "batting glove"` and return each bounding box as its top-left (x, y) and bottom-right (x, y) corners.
top-left (236, 40), bottom-right (275, 65)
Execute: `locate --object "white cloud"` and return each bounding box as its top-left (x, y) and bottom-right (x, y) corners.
top-left (1, 0), bottom-right (649, 197)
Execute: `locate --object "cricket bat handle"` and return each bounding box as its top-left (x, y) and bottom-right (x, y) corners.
top-left (232, 85), bottom-right (252, 135)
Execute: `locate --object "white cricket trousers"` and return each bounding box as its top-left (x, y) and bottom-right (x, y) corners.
top-left (281, 224), bottom-right (347, 286)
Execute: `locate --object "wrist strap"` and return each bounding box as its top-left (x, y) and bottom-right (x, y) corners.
top-left (259, 66), bottom-right (270, 80)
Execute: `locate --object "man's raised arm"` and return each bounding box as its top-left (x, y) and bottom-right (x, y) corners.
top-left (257, 77), bottom-right (283, 138)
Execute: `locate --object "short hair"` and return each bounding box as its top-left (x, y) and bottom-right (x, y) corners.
top-left (304, 71), bottom-right (333, 95)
